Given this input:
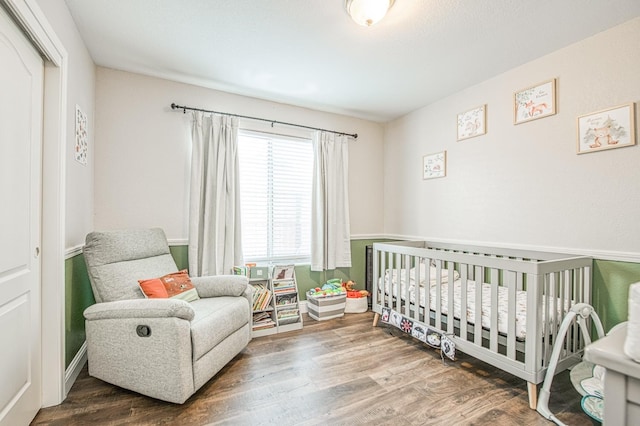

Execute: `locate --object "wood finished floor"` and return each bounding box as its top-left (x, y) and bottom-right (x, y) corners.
top-left (32, 312), bottom-right (594, 425)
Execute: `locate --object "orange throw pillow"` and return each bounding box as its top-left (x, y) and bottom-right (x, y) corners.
top-left (139, 278), bottom-right (169, 298)
top-left (138, 270), bottom-right (200, 302)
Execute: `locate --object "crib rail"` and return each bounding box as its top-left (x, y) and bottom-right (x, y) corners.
top-left (372, 241), bottom-right (592, 385)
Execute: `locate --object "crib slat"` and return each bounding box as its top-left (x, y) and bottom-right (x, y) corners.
top-left (401, 254), bottom-right (406, 315)
top-left (378, 249), bottom-right (383, 308)
top-left (574, 268), bottom-right (581, 349)
top-left (474, 265), bottom-right (483, 346)
top-left (572, 268), bottom-right (581, 353)
top-left (373, 247), bottom-right (379, 309)
top-left (542, 274), bottom-right (551, 366)
top-left (584, 264), bottom-right (592, 305)
top-left (403, 254), bottom-right (411, 317)
top-left (435, 261), bottom-right (442, 328)
top-left (507, 271), bottom-right (517, 360)
top-left (547, 274), bottom-right (558, 367)
top-left (560, 271), bottom-right (567, 359)
top-left (447, 261), bottom-right (455, 334)
top-left (381, 251), bottom-right (386, 309)
top-left (383, 253), bottom-right (394, 308)
top-left (412, 255), bottom-right (418, 321)
top-left (584, 265), bottom-right (592, 350)
top-left (517, 269), bottom-right (525, 292)
top-left (395, 253), bottom-right (402, 313)
top-left (525, 273), bottom-right (543, 375)
top-left (391, 252), bottom-right (396, 312)
top-left (460, 266), bottom-right (468, 340)
top-left (386, 251), bottom-right (392, 310)
top-left (577, 266), bottom-right (583, 300)
top-left (415, 257), bottom-right (423, 322)
top-left (425, 258), bottom-right (432, 327)
top-left (489, 268), bottom-right (499, 352)
top-left (577, 269), bottom-right (584, 352)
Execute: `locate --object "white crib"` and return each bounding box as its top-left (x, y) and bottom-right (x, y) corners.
top-left (371, 241), bottom-right (593, 409)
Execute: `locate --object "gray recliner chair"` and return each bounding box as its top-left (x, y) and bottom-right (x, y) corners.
top-left (82, 228), bottom-right (252, 404)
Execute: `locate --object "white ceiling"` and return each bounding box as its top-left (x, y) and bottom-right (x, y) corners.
top-left (64, 0), bottom-right (640, 122)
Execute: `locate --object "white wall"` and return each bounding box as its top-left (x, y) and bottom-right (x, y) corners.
top-left (94, 68), bottom-right (385, 241)
top-left (36, 0), bottom-right (95, 249)
top-left (384, 17), bottom-right (640, 258)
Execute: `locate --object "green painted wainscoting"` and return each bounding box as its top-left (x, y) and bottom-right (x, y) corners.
top-left (294, 239), bottom-right (391, 298)
top-left (64, 242), bottom-right (640, 367)
top-left (167, 240), bottom-right (388, 298)
top-left (593, 259), bottom-right (640, 332)
top-left (64, 253), bottom-right (95, 368)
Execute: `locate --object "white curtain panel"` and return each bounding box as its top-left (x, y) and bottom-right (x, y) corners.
top-left (311, 131), bottom-right (352, 271)
top-left (188, 112), bottom-right (243, 276)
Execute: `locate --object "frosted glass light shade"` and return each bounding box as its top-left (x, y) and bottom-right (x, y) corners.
top-left (346, 0), bottom-right (394, 27)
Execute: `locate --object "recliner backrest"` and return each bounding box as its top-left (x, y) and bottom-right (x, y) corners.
top-left (83, 228), bottom-right (179, 303)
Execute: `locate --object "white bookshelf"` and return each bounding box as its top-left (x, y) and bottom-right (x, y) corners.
top-left (243, 265), bottom-right (303, 338)
top-left (249, 276), bottom-right (277, 337)
top-left (272, 265), bottom-right (303, 333)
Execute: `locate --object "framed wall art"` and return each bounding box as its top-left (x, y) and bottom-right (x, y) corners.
top-left (423, 151), bottom-right (446, 179)
top-left (457, 105), bottom-right (486, 141)
top-left (75, 104), bottom-right (88, 165)
top-left (514, 78), bottom-right (556, 124)
top-left (577, 103), bottom-right (636, 154)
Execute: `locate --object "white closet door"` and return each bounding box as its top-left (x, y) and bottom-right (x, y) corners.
top-left (0, 5), bottom-right (44, 426)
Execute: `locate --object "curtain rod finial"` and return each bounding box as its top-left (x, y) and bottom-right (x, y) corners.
top-left (170, 103), bottom-right (186, 114)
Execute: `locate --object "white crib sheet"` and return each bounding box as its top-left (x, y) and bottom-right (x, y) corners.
top-left (382, 264), bottom-right (569, 340)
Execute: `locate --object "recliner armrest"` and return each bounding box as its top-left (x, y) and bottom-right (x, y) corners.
top-left (84, 298), bottom-right (195, 321)
top-left (191, 275), bottom-right (250, 298)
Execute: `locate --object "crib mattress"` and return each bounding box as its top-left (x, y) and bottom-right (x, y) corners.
top-left (382, 264), bottom-right (569, 340)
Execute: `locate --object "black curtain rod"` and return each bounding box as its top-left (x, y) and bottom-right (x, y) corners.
top-left (170, 103), bottom-right (358, 139)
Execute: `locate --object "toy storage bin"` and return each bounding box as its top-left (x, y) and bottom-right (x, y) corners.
top-left (344, 296), bottom-right (368, 313)
top-left (307, 292), bottom-right (346, 321)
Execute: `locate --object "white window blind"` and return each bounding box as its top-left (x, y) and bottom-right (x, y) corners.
top-left (238, 130), bottom-right (313, 264)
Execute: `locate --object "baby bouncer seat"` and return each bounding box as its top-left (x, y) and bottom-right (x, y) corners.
top-left (537, 303), bottom-right (610, 424)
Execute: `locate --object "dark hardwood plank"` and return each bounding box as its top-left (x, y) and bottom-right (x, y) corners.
top-left (32, 312), bottom-right (593, 425)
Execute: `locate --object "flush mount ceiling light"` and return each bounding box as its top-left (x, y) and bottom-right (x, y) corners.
top-left (345, 0), bottom-right (395, 27)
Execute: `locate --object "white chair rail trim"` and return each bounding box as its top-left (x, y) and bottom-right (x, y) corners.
top-left (387, 234), bottom-right (640, 264)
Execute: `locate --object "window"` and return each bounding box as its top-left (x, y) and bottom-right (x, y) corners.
top-left (238, 130), bottom-right (313, 264)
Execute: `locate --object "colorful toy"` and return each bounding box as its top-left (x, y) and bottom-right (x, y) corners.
top-left (342, 280), bottom-right (368, 298)
top-left (342, 280), bottom-right (356, 291)
top-left (307, 278), bottom-right (371, 298)
top-left (308, 278), bottom-right (346, 298)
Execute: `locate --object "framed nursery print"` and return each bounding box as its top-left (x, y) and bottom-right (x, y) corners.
top-left (514, 78), bottom-right (556, 124)
top-left (423, 151), bottom-right (446, 179)
top-left (75, 104), bottom-right (88, 165)
top-left (457, 105), bottom-right (486, 141)
top-left (577, 103), bottom-right (636, 154)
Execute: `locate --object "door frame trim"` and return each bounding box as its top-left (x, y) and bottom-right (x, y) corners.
top-left (1, 0), bottom-right (67, 407)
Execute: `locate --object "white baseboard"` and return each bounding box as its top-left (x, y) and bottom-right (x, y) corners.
top-left (299, 300), bottom-right (308, 314)
top-left (64, 341), bottom-right (87, 397)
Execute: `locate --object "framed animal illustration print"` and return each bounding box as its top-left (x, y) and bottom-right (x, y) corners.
top-left (576, 103), bottom-right (636, 154)
top-left (457, 105), bottom-right (486, 141)
top-left (423, 151), bottom-right (446, 179)
top-left (514, 79), bottom-right (556, 124)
